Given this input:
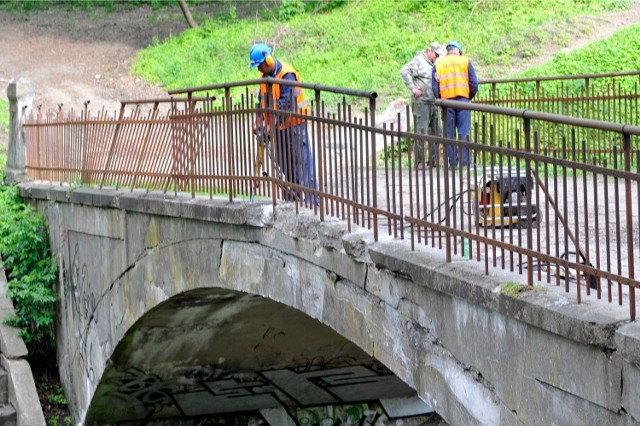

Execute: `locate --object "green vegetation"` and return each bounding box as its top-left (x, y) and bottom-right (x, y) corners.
top-left (0, 155), bottom-right (58, 358)
top-left (0, 98), bottom-right (8, 134)
top-left (515, 24), bottom-right (640, 92)
top-left (132, 0), bottom-right (629, 104)
top-left (48, 386), bottom-right (68, 407)
top-left (501, 282), bottom-right (536, 297)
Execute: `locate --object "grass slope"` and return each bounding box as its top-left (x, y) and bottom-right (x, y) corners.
top-left (515, 23), bottom-right (640, 84)
top-left (132, 0), bottom-right (631, 105)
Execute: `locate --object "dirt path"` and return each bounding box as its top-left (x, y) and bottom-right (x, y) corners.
top-left (0, 7), bottom-right (188, 114)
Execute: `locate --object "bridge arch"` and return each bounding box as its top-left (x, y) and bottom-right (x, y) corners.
top-left (84, 285), bottom-right (431, 423)
top-left (67, 220), bottom-right (444, 424)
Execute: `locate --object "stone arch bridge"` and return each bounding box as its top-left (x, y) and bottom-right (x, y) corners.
top-left (18, 182), bottom-right (640, 425)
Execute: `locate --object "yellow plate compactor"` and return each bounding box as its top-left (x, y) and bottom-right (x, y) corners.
top-left (474, 168), bottom-right (538, 227)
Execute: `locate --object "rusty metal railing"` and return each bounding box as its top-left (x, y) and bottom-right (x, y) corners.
top-left (22, 79), bottom-right (640, 320)
top-left (476, 71), bottom-right (640, 164)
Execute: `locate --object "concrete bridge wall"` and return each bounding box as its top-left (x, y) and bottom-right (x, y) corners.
top-left (20, 183), bottom-right (640, 425)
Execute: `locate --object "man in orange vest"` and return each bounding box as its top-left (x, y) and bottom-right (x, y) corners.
top-left (432, 41), bottom-right (478, 167)
top-left (250, 43), bottom-right (317, 204)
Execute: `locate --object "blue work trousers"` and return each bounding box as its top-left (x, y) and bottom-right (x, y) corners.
top-left (445, 100), bottom-right (472, 167)
top-left (276, 123), bottom-right (318, 205)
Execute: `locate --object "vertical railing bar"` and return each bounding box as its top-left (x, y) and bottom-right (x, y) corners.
top-left (359, 117), bottom-right (365, 227)
top-left (561, 135), bottom-right (570, 293)
top-left (408, 133), bottom-right (415, 249)
top-left (328, 109), bottom-right (336, 218)
top-left (613, 147), bottom-right (622, 305)
top-left (397, 120), bottom-right (404, 240)
top-left (383, 124), bottom-right (391, 236)
top-left (581, 140), bottom-right (591, 296)
top-left (146, 108), bottom-right (174, 191)
top-left (315, 89), bottom-right (324, 220)
top-left (603, 156), bottom-right (612, 302)
top-left (571, 129), bottom-right (582, 303)
top-left (349, 105), bottom-right (357, 227)
top-left (370, 96), bottom-right (378, 241)
top-left (121, 107), bottom-right (144, 189)
top-left (498, 138), bottom-right (505, 270)
top-left (443, 107), bottom-right (451, 262)
top-left (99, 104), bottom-right (125, 188)
top-left (623, 132), bottom-right (635, 319)
top-left (169, 100), bottom-right (184, 195)
top-left (224, 88), bottom-right (233, 202)
top-left (364, 112), bottom-right (371, 229)
top-left (552, 146), bottom-right (560, 287)
top-left (524, 117), bottom-right (533, 285)
top-left (592, 156), bottom-right (602, 299)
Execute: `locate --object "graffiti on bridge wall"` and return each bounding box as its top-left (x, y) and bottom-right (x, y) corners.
top-left (64, 240), bottom-right (98, 383)
top-left (90, 358), bottom-right (432, 423)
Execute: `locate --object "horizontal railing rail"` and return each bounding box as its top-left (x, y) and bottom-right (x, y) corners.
top-left (475, 71), bottom-right (640, 150)
top-left (22, 79), bottom-right (640, 320)
top-left (479, 70), bottom-right (640, 86)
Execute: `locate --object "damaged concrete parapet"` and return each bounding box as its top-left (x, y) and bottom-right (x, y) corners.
top-left (5, 78), bottom-right (34, 185)
top-left (18, 182), bottom-right (640, 425)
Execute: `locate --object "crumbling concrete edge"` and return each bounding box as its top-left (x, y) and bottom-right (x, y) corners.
top-left (0, 260), bottom-right (46, 426)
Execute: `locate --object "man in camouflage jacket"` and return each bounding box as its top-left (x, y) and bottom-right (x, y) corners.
top-left (400, 41), bottom-right (444, 168)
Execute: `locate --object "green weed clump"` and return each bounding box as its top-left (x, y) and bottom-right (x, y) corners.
top-left (0, 98), bottom-right (8, 134)
top-left (500, 282), bottom-right (533, 297)
top-left (0, 156), bottom-right (58, 357)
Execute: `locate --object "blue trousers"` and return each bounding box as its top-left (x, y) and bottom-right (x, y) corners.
top-left (276, 123), bottom-right (318, 204)
top-left (445, 101), bottom-right (471, 167)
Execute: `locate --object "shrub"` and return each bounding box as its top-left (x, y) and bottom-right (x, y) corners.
top-left (0, 156), bottom-right (57, 357)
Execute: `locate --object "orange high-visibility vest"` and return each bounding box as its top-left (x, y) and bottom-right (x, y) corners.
top-left (260, 62), bottom-right (309, 129)
top-left (435, 54), bottom-right (471, 99)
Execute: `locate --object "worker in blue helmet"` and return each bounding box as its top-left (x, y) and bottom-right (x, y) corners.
top-left (249, 43), bottom-right (318, 205)
top-left (432, 40), bottom-right (478, 167)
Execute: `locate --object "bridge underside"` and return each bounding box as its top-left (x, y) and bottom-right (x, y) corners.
top-left (86, 288), bottom-right (432, 424)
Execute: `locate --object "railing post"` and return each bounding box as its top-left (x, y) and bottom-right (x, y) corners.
top-left (167, 97), bottom-right (179, 195)
top-left (81, 100), bottom-right (90, 184)
top-left (623, 131), bottom-right (636, 320)
top-left (5, 77), bottom-right (34, 184)
top-left (225, 87), bottom-right (233, 202)
top-left (188, 91), bottom-right (196, 198)
top-left (524, 116), bottom-right (533, 286)
top-left (535, 79), bottom-right (541, 114)
top-left (265, 82), bottom-right (278, 207)
top-left (370, 95), bottom-right (378, 241)
top-left (442, 105), bottom-right (452, 263)
top-left (584, 77), bottom-right (590, 99)
top-left (314, 89), bottom-right (324, 220)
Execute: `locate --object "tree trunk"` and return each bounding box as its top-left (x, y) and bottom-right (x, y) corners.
top-left (178, 0), bottom-right (198, 28)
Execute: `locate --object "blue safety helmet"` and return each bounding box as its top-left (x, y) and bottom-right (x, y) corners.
top-left (446, 40), bottom-right (463, 54)
top-left (249, 43), bottom-right (272, 68)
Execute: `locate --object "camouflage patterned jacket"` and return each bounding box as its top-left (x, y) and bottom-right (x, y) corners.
top-left (400, 50), bottom-right (437, 103)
